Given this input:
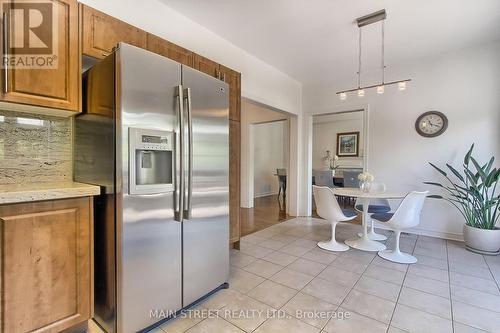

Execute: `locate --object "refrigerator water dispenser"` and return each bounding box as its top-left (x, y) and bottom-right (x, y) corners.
top-left (129, 127), bottom-right (174, 194)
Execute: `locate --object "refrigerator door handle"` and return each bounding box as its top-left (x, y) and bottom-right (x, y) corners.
top-left (175, 85), bottom-right (184, 222)
top-left (184, 87), bottom-right (193, 220)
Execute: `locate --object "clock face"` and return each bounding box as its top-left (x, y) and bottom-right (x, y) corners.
top-left (416, 111), bottom-right (448, 137)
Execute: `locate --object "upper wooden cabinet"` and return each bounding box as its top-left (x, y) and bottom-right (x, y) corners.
top-left (81, 4), bottom-right (147, 59)
top-left (220, 65), bottom-right (241, 122)
top-left (0, 0), bottom-right (80, 112)
top-left (146, 34), bottom-right (193, 67)
top-left (0, 197), bottom-right (93, 333)
top-left (194, 54), bottom-right (220, 78)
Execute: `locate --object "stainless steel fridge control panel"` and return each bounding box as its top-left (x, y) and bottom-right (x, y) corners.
top-left (129, 127), bottom-right (174, 195)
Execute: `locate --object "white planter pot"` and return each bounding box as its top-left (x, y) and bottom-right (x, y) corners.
top-left (463, 224), bottom-right (500, 255)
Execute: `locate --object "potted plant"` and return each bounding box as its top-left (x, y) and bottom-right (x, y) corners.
top-left (321, 151), bottom-right (339, 175)
top-left (424, 144), bottom-right (500, 255)
top-left (330, 154), bottom-right (339, 175)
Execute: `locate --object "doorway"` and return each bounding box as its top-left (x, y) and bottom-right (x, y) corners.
top-left (240, 100), bottom-right (292, 236)
top-left (310, 109), bottom-right (368, 221)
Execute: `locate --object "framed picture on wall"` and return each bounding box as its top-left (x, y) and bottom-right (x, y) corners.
top-left (336, 132), bottom-right (359, 157)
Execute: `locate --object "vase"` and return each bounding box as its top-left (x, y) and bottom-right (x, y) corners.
top-left (359, 181), bottom-right (371, 192)
top-left (463, 224), bottom-right (500, 255)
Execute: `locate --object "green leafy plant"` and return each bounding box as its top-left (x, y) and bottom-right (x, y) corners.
top-left (424, 144), bottom-right (500, 230)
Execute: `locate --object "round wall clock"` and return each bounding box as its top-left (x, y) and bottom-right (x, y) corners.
top-left (415, 111), bottom-right (448, 137)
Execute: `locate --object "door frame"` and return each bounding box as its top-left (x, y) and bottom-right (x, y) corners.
top-left (248, 118), bottom-right (290, 207)
top-left (304, 105), bottom-right (370, 216)
top-left (240, 98), bottom-right (298, 216)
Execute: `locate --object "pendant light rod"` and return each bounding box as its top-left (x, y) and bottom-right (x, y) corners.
top-left (336, 79), bottom-right (411, 95)
top-left (381, 20), bottom-right (385, 84)
top-left (356, 9), bottom-right (386, 27)
top-left (357, 26), bottom-right (362, 88)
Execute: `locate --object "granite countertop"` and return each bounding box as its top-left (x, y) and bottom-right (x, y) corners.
top-left (0, 182), bottom-right (101, 204)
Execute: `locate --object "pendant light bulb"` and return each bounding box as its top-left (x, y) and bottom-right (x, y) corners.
top-left (377, 85), bottom-right (385, 94)
top-left (339, 92), bottom-right (347, 100)
top-left (398, 81), bottom-right (407, 91)
top-left (357, 89), bottom-right (365, 97)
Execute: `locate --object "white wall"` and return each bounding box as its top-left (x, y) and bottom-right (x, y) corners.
top-left (312, 112), bottom-right (364, 170)
top-left (302, 41), bottom-right (500, 239)
top-left (241, 100), bottom-right (289, 207)
top-left (253, 121), bottom-right (287, 197)
top-left (80, 0), bottom-right (302, 115)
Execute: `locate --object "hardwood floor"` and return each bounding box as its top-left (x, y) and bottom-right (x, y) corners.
top-left (240, 195), bottom-right (291, 236)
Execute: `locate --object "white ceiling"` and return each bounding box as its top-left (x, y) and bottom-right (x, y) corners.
top-left (159, 0), bottom-right (500, 86)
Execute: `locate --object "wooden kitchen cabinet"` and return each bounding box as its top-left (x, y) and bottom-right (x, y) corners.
top-left (229, 120), bottom-right (241, 247)
top-left (146, 34), bottom-right (194, 67)
top-left (193, 54), bottom-right (221, 78)
top-left (81, 4), bottom-right (147, 59)
top-left (220, 65), bottom-right (241, 122)
top-left (0, 197), bottom-right (93, 333)
top-left (0, 0), bottom-right (80, 112)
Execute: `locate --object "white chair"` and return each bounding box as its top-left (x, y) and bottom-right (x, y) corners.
top-left (371, 191), bottom-right (428, 263)
top-left (312, 185), bottom-right (357, 252)
top-left (355, 183), bottom-right (391, 241)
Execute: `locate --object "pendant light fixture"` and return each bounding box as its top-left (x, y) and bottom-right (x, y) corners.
top-left (337, 9), bottom-right (411, 100)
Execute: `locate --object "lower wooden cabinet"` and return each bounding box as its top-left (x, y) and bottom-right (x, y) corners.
top-left (0, 197), bottom-right (93, 333)
top-left (229, 120), bottom-right (241, 246)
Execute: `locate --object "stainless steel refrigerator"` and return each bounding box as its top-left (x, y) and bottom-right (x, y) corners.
top-left (75, 43), bottom-right (229, 333)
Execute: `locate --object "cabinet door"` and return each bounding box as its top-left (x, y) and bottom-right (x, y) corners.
top-left (220, 66), bottom-right (241, 122)
top-left (146, 34), bottom-right (193, 67)
top-left (0, 198), bottom-right (92, 333)
top-left (229, 120), bottom-right (241, 245)
top-left (193, 53), bottom-right (220, 78)
top-left (84, 50), bottom-right (114, 118)
top-left (0, 0), bottom-right (79, 111)
top-left (81, 5), bottom-right (147, 59)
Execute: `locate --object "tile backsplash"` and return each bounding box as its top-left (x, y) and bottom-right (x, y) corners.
top-left (0, 110), bottom-right (72, 185)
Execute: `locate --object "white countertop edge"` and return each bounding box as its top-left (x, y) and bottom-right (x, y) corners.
top-left (0, 183), bottom-right (101, 205)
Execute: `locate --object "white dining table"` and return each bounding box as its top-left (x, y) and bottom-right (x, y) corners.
top-left (332, 188), bottom-right (408, 252)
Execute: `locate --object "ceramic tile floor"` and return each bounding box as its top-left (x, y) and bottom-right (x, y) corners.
top-left (94, 217), bottom-right (500, 333)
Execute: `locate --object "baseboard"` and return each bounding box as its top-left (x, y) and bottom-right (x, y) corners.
top-left (299, 215), bottom-right (464, 242)
top-left (373, 223), bottom-right (464, 241)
